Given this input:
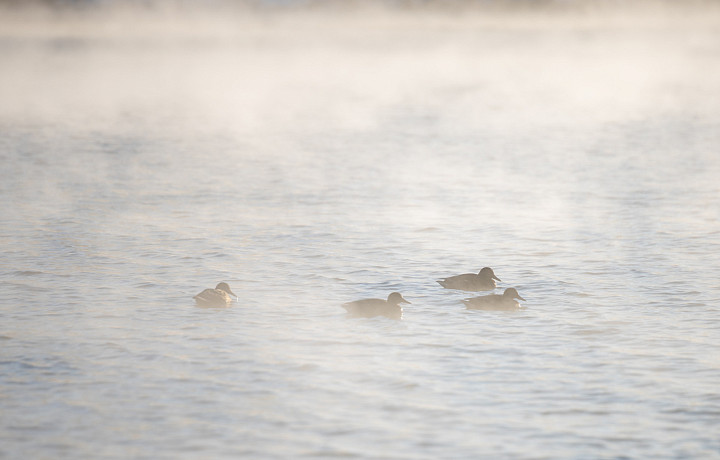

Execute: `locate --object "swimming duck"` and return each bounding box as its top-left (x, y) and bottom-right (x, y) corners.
top-left (342, 292), bottom-right (411, 320)
top-left (437, 267), bottom-right (501, 292)
top-left (462, 287), bottom-right (525, 310)
top-left (194, 282), bottom-right (237, 307)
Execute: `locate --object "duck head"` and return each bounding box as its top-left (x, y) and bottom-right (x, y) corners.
top-left (387, 292), bottom-right (411, 305)
top-left (215, 282), bottom-right (237, 298)
top-left (479, 267), bottom-right (501, 281)
top-left (503, 287), bottom-right (525, 301)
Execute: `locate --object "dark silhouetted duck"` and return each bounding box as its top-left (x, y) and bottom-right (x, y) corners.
top-left (437, 267), bottom-right (501, 292)
top-left (342, 292), bottom-right (411, 320)
top-left (462, 287), bottom-right (525, 310)
top-left (194, 282), bottom-right (237, 307)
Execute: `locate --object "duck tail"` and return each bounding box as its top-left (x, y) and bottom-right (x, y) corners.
top-left (437, 279), bottom-right (448, 288)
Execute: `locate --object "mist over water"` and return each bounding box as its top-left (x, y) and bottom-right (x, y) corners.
top-left (2, 1), bottom-right (720, 458)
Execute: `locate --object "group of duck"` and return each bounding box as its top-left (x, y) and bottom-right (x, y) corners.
top-left (194, 267), bottom-right (526, 320)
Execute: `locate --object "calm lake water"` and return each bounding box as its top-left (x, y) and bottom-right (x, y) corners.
top-left (1, 3), bottom-right (720, 459)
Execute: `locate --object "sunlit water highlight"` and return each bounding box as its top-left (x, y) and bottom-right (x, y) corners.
top-left (1, 4), bottom-right (720, 459)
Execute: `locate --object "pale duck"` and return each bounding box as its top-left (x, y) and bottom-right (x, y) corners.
top-left (437, 267), bottom-right (501, 292)
top-left (194, 282), bottom-right (237, 307)
top-left (342, 292), bottom-right (411, 320)
top-left (462, 287), bottom-right (525, 310)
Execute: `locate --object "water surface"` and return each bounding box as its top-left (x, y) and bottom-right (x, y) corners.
top-left (1, 4), bottom-right (720, 459)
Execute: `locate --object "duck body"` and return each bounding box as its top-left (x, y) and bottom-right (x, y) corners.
top-left (462, 287), bottom-right (525, 311)
top-left (342, 292), bottom-right (411, 320)
top-left (194, 282), bottom-right (237, 307)
top-left (438, 267), bottom-right (500, 292)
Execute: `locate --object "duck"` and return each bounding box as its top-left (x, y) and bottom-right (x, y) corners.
top-left (194, 282), bottom-right (237, 307)
top-left (462, 287), bottom-right (525, 310)
top-left (437, 267), bottom-right (501, 292)
top-left (342, 292), bottom-right (411, 320)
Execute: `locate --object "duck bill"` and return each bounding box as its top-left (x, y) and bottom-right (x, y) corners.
top-left (228, 289), bottom-right (238, 298)
top-left (401, 297), bottom-right (411, 304)
top-left (517, 295), bottom-right (526, 301)
top-left (493, 275), bottom-right (501, 281)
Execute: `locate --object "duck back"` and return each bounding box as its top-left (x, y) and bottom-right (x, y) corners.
top-left (342, 298), bottom-right (402, 320)
top-left (194, 288), bottom-right (232, 307)
top-left (438, 274), bottom-right (496, 292)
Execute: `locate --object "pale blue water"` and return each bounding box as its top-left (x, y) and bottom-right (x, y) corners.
top-left (1, 5), bottom-right (720, 459)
